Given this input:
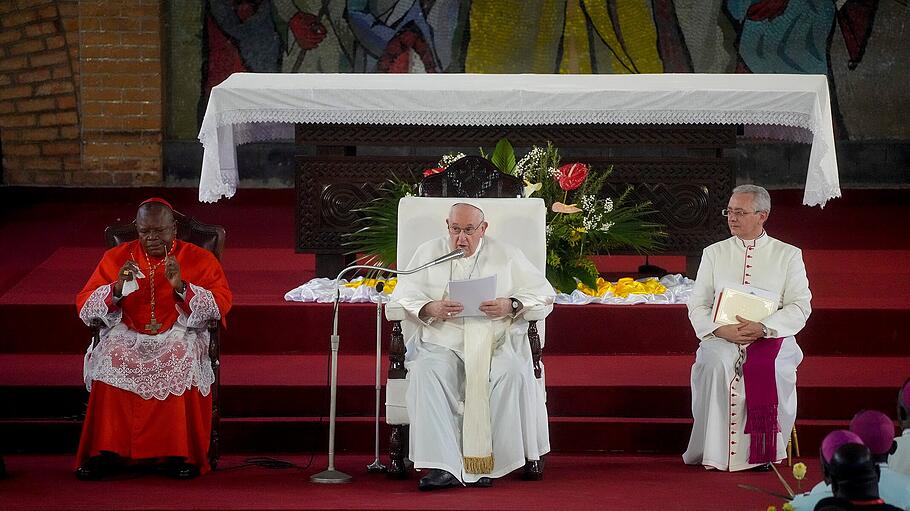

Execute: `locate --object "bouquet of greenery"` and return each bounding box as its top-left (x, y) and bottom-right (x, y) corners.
top-left (345, 139), bottom-right (664, 293)
top-left (489, 139), bottom-right (664, 292)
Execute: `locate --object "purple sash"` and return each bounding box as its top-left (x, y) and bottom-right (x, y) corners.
top-left (743, 337), bottom-right (784, 464)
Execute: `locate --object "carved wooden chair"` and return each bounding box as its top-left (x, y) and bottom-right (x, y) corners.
top-left (384, 156), bottom-right (550, 478)
top-left (90, 210), bottom-right (225, 469)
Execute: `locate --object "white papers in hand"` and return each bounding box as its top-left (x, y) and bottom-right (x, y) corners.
top-left (121, 269), bottom-right (146, 297)
top-left (712, 284), bottom-right (778, 326)
top-left (447, 275), bottom-right (497, 317)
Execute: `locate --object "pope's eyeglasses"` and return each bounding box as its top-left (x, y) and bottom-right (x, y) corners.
top-left (448, 225), bottom-right (479, 236)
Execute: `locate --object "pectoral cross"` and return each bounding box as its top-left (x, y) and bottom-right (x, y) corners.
top-left (145, 318), bottom-right (162, 334)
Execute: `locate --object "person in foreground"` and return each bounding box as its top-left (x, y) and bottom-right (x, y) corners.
top-left (391, 203), bottom-right (555, 491)
top-left (74, 198), bottom-right (231, 480)
top-left (814, 442), bottom-right (904, 511)
top-left (793, 413), bottom-right (910, 510)
top-left (891, 379), bottom-right (910, 476)
top-left (683, 184), bottom-right (812, 471)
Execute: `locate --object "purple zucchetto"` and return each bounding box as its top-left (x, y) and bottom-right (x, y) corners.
top-left (821, 430), bottom-right (864, 463)
top-left (850, 410), bottom-right (896, 455)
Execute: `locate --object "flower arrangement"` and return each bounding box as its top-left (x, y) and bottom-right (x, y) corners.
top-left (488, 139), bottom-right (664, 293)
top-left (345, 139), bottom-right (664, 293)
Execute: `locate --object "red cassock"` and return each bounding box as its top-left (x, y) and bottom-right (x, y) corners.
top-left (75, 240), bottom-right (231, 474)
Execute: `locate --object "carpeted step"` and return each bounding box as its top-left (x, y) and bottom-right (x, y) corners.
top-left (3, 301), bottom-right (909, 356)
top-left (3, 354), bottom-right (906, 421)
top-left (0, 415), bottom-right (849, 458)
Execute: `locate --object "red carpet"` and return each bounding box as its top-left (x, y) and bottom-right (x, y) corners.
top-left (0, 454), bottom-right (816, 510)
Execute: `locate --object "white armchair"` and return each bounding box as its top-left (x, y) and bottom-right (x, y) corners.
top-left (384, 196), bottom-right (551, 478)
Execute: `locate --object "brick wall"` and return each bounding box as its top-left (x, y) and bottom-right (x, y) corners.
top-left (0, 0), bottom-right (164, 186)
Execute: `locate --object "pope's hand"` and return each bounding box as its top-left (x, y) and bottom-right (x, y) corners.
top-left (421, 300), bottom-right (464, 320)
top-left (479, 297), bottom-right (511, 318)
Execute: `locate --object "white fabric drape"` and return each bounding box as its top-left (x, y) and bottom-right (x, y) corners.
top-left (199, 73), bottom-right (840, 207)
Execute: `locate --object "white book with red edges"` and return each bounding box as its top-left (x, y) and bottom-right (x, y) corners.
top-left (711, 284), bottom-right (779, 326)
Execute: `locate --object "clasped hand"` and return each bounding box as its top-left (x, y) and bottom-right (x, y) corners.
top-left (713, 315), bottom-right (765, 344)
top-left (422, 297), bottom-right (511, 320)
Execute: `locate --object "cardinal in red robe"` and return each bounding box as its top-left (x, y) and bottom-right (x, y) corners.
top-left (74, 198), bottom-right (231, 480)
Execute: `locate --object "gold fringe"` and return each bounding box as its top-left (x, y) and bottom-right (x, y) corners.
top-left (463, 455), bottom-right (494, 474)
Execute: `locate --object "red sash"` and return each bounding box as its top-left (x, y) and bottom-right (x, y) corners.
top-left (743, 336), bottom-right (784, 464)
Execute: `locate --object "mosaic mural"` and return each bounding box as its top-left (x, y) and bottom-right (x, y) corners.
top-left (166, 0), bottom-right (909, 140)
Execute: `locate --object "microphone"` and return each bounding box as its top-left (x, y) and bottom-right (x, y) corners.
top-left (405, 248), bottom-right (465, 274)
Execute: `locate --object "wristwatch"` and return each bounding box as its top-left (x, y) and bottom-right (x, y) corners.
top-left (510, 298), bottom-right (523, 315)
top-left (760, 323), bottom-right (769, 338)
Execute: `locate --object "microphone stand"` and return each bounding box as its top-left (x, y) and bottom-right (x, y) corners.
top-left (366, 281), bottom-right (387, 473)
top-left (310, 249), bottom-right (464, 484)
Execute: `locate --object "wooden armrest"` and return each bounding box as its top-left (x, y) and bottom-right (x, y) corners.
top-left (522, 308), bottom-right (549, 322)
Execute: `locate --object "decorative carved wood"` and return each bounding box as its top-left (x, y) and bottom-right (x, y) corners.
top-left (388, 320), bottom-right (406, 380)
top-left (296, 157), bottom-right (732, 258)
top-left (388, 424), bottom-right (409, 480)
top-left (420, 156), bottom-right (523, 198)
top-left (528, 321), bottom-right (542, 379)
top-left (297, 124), bottom-right (736, 149)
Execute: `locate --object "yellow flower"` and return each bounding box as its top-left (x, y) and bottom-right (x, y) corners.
top-left (342, 277), bottom-right (397, 293)
top-left (792, 462), bottom-right (807, 480)
top-left (782, 503), bottom-right (795, 511)
top-left (767, 506), bottom-right (776, 511)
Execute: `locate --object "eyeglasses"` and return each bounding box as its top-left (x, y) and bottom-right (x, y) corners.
top-left (448, 225), bottom-right (479, 236)
top-left (721, 209), bottom-right (760, 218)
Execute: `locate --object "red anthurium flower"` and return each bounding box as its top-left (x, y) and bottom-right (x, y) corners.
top-left (423, 167), bottom-right (445, 177)
top-left (555, 163), bottom-right (589, 191)
top-left (289, 12), bottom-right (327, 50)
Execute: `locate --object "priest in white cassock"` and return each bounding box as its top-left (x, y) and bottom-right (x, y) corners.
top-left (683, 184), bottom-right (812, 471)
top-left (391, 203), bottom-right (555, 491)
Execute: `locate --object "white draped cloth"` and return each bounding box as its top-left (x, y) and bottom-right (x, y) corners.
top-left (392, 235), bottom-right (555, 483)
top-left (198, 73), bottom-right (840, 207)
top-left (683, 232), bottom-right (812, 471)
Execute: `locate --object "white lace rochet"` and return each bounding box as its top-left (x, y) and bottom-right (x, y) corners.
top-left (80, 284), bottom-right (221, 400)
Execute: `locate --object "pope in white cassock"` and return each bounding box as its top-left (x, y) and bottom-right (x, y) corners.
top-left (684, 185), bottom-right (812, 471)
top-left (391, 203), bottom-right (555, 491)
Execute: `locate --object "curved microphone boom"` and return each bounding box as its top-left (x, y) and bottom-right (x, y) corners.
top-left (310, 248), bottom-right (465, 484)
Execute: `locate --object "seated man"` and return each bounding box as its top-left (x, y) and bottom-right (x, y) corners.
top-left (74, 198), bottom-right (231, 480)
top-left (793, 430), bottom-right (865, 511)
top-left (392, 203), bottom-right (555, 490)
top-left (891, 379), bottom-right (910, 476)
top-left (683, 184), bottom-right (812, 471)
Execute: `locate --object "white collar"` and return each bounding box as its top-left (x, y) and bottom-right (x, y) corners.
top-left (736, 230), bottom-right (768, 247)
